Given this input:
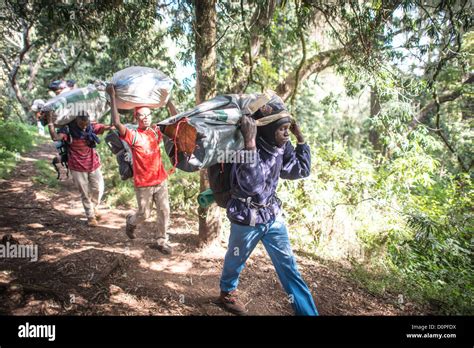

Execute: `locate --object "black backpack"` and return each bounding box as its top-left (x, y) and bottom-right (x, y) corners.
top-left (208, 162), bottom-right (233, 208)
top-left (105, 130), bottom-right (134, 180)
top-left (52, 140), bottom-right (69, 180)
top-left (51, 126), bottom-right (70, 180)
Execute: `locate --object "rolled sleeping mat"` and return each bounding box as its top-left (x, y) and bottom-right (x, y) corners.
top-left (197, 188), bottom-right (216, 208)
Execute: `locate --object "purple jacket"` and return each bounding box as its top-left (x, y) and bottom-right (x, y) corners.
top-left (227, 137), bottom-right (311, 226)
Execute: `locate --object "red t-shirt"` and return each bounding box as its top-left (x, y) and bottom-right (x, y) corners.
top-left (120, 125), bottom-right (168, 187)
top-left (59, 123), bottom-right (105, 172)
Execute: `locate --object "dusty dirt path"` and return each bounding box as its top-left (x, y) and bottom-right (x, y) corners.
top-left (0, 142), bottom-right (431, 315)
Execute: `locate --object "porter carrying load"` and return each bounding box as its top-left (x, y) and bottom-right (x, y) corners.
top-left (41, 83), bottom-right (109, 126)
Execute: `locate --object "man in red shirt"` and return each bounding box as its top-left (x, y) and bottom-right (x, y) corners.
top-left (46, 111), bottom-right (113, 226)
top-left (106, 84), bottom-right (175, 255)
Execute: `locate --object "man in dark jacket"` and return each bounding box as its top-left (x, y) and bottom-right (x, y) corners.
top-left (216, 94), bottom-right (318, 316)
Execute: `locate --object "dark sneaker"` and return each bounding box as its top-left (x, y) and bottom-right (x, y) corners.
top-left (156, 243), bottom-right (173, 255)
top-left (216, 291), bottom-right (247, 315)
top-left (125, 215), bottom-right (136, 239)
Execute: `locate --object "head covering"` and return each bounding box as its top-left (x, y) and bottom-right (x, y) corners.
top-left (66, 79), bottom-right (76, 88)
top-left (68, 111), bottom-right (100, 148)
top-left (252, 94), bottom-right (292, 146)
top-left (31, 99), bottom-right (45, 112)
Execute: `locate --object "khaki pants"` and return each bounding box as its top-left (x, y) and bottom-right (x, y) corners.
top-left (70, 168), bottom-right (104, 218)
top-left (127, 181), bottom-right (170, 245)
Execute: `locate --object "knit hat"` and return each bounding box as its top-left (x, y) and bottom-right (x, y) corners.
top-left (48, 80), bottom-right (67, 92)
top-left (252, 93), bottom-right (292, 146)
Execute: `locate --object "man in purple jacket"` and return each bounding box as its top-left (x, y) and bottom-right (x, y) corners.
top-left (216, 95), bottom-right (318, 316)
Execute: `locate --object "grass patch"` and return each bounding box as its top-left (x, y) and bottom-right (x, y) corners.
top-left (0, 120), bottom-right (46, 179)
top-left (106, 180), bottom-right (136, 208)
top-left (0, 148), bottom-right (20, 179)
top-left (96, 139), bottom-right (137, 208)
top-left (347, 259), bottom-right (406, 297)
top-left (32, 159), bottom-right (60, 190)
top-left (345, 256), bottom-right (473, 315)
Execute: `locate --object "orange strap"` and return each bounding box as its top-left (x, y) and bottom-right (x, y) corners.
top-left (167, 118), bottom-right (189, 175)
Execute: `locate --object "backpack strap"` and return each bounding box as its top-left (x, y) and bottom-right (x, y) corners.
top-left (131, 127), bottom-right (160, 147)
top-left (167, 119), bottom-right (187, 176)
top-left (131, 130), bottom-right (138, 147)
top-left (149, 126), bottom-right (162, 142)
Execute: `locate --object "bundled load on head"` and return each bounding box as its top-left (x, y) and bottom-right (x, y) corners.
top-left (109, 66), bottom-right (174, 110)
top-left (41, 82), bottom-right (109, 126)
top-left (104, 66), bottom-right (174, 180)
top-left (158, 90), bottom-right (286, 172)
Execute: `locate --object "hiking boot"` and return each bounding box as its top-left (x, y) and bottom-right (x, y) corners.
top-left (125, 215), bottom-right (136, 239)
top-left (87, 217), bottom-right (98, 227)
top-left (155, 242), bottom-right (173, 255)
top-left (216, 291), bottom-right (247, 315)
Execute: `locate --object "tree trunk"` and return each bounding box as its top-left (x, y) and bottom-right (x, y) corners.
top-left (1, 23), bottom-right (34, 120)
top-left (195, 0), bottom-right (221, 245)
top-left (275, 48), bottom-right (343, 101)
top-left (228, 0), bottom-right (278, 94)
top-left (13, 84), bottom-right (30, 119)
top-left (28, 40), bottom-right (56, 91)
top-left (409, 74), bottom-right (473, 130)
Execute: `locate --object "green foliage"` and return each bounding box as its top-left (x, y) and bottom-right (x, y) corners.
top-left (0, 120), bottom-right (37, 153)
top-left (0, 120), bottom-right (42, 179)
top-left (95, 138), bottom-right (136, 209)
top-left (280, 132), bottom-right (473, 313)
top-left (167, 170), bottom-right (200, 214)
top-left (386, 173), bottom-right (473, 314)
top-left (32, 159), bottom-right (59, 190)
top-left (0, 1), bottom-right (472, 315)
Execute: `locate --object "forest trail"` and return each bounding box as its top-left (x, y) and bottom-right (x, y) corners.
top-left (0, 142), bottom-right (431, 316)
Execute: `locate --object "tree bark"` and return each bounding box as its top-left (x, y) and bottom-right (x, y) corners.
top-left (3, 22), bottom-right (34, 117)
top-left (195, 0), bottom-right (221, 245)
top-left (228, 0), bottom-right (278, 93)
top-left (28, 40), bottom-right (56, 91)
top-left (409, 74), bottom-right (474, 130)
top-left (275, 48), bottom-right (343, 101)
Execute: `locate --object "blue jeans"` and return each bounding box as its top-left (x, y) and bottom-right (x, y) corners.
top-left (220, 217), bottom-right (318, 316)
